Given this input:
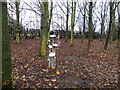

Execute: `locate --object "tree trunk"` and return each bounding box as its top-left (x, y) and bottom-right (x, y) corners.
top-left (48, 0), bottom-right (53, 40)
top-left (101, 18), bottom-right (105, 42)
top-left (70, 0), bottom-right (76, 46)
top-left (65, 0), bottom-right (69, 41)
top-left (100, 3), bottom-right (106, 42)
top-left (118, 8), bottom-right (120, 88)
top-left (15, 1), bottom-right (20, 44)
top-left (87, 1), bottom-right (93, 51)
top-left (1, 2), bottom-right (13, 88)
top-left (40, 1), bottom-right (49, 57)
top-left (81, 4), bottom-right (86, 42)
top-left (104, 2), bottom-right (113, 50)
top-left (110, 3), bottom-right (115, 43)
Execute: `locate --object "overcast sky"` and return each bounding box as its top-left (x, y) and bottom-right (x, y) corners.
top-left (7, 0), bottom-right (119, 33)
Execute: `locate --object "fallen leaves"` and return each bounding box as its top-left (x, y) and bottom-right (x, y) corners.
top-left (75, 73), bottom-right (82, 76)
top-left (11, 39), bottom-right (118, 88)
top-left (44, 79), bottom-right (50, 82)
top-left (31, 58), bottom-right (35, 61)
top-left (56, 71), bottom-right (60, 75)
top-left (51, 67), bottom-right (55, 69)
top-left (42, 69), bottom-right (49, 73)
top-left (2, 80), bottom-right (11, 85)
top-left (22, 75), bottom-right (26, 78)
top-left (51, 78), bottom-right (57, 82)
top-left (48, 82), bottom-right (52, 86)
top-left (11, 57), bottom-right (15, 60)
top-left (13, 76), bottom-right (19, 80)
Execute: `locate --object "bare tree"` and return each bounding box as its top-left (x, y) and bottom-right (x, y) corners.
top-left (15, 1), bottom-right (20, 44)
top-left (87, 1), bottom-right (93, 51)
top-left (48, 0), bottom-right (53, 40)
top-left (78, 2), bottom-right (88, 42)
top-left (104, 2), bottom-right (114, 50)
top-left (70, 0), bottom-right (76, 46)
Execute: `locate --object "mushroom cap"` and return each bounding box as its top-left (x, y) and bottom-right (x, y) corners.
top-left (48, 45), bottom-right (53, 48)
top-left (48, 40), bottom-right (51, 42)
top-left (53, 44), bottom-right (58, 47)
top-left (49, 52), bottom-right (56, 57)
top-left (50, 35), bottom-right (56, 38)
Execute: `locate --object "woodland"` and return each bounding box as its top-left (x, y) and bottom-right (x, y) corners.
top-left (1, 0), bottom-right (120, 89)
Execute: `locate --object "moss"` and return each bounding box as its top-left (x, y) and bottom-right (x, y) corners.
top-left (40, 35), bottom-right (47, 57)
top-left (40, 1), bottom-right (49, 57)
top-left (0, 3), bottom-right (2, 88)
top-left (16, 33), bottom-right (20, 44)
top-left (2, 2), bottom-right (13, 88)
top-left (47, 31), bottom-right (50, 40)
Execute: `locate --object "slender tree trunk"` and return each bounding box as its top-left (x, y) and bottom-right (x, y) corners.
top-left (101, 18), bottom-right (105, 42)
top-left (81, 4), bottom-right (86, 42)
top-left (110, 3), bottom-right (115, 43)
top-left (15, 1), bottom-right (20, 44)
top-left (87, 1), bottom-right (93, 51)
top-left (104, 2), bottom-right (113, 50)
top-left (65, 0), bottom-right (69, 41)
top-left (40, 1), bottom-right (49, 57)
top-left (1, 2), bottom-right (13, 88)
top-left (118, 8), bottom-right (120, 88)
top-left (48, 0), bottom-right (53, 40)
top-left (101, 7), bottom-right (106, 43)
top-left (118, 16), bottom-right (120, 49)
top-left (70, 0), bottom-right (76, 46)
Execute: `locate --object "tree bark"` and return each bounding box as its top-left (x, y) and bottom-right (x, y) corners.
top-left (87, 1), bottom-right (93, 51)
top-left (15, 1), bottom-right (20, 44)
top-left (101, 17), bottom-right (105, 42)
top-left (100, 3), bottom-right (106, 42)
top-left (70, 0), bottom-right (76, 46)
top-left (104, 2), bottom-right (113, 50)
top-left (65, 0), bottom-right (69, 41)
top-left (81, 3), bottom-right (86, 42)
top-left (40, 1), bottom-right (49, 57)
top-left (48, 0), bottom-right (53, 40)
top-left (1, 2), bottom-right (13, 88)
top-left (118, 8), bottom-right (120, 88)
top-left (110, 3), bottom-right (116, 43)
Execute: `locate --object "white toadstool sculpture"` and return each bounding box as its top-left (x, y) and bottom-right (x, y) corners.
top-left (48, 52), bottom-right (56, 67)
top-left (50, 34), bottom-right (56, 44)
top-left (53, 43), bottom-right (58, 48)
top-left (48, 45), bottom-right (53, 52)
top-left (47, 32), bottom-right (60, 68)
top-left (50, 35), bottom-right (56, 38)
top-left (48, 45), bottom-right (53, 49)
top-left (52, 43), bottom-right (58, 50)
top-left (49, 52), bottom-right (56, 57)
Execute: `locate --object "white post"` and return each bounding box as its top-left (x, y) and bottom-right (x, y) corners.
top-left (48, 31), bottom-right (60, 68)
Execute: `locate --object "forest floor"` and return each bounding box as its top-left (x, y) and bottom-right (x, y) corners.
top-left (10, 39), bottom-right (118, 88)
